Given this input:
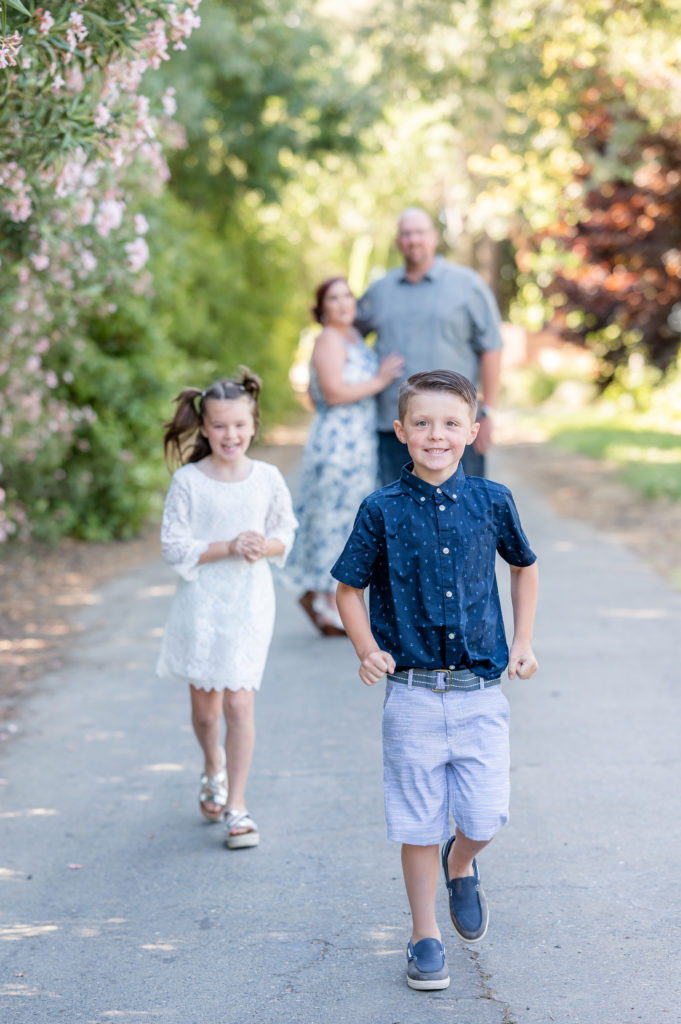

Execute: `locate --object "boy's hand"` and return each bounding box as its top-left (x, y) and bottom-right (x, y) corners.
top-left (359, 650), bottom-right (396, 687)
top-left (508, 643), bottom-right (538, 680)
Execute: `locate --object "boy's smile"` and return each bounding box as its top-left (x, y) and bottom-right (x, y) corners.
top-left (393, 391), bottom-right (479, 486)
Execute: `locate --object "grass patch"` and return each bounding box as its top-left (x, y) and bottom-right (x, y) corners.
top-left (539, 410), bottom-right (681, 501)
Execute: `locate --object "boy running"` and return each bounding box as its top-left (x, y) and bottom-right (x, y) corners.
top-left (332, 369), bottom-right (538, 991)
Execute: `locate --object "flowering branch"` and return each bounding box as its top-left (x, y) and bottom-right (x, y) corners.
top-left (0, 1), bottom-right (201, 541)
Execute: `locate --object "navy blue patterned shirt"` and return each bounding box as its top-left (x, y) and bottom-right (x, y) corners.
top-left (331, 462), bottom-right (537, 679)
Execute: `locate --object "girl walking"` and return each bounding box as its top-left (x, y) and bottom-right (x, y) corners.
top-left (156, 369), bottom-right (297, 848)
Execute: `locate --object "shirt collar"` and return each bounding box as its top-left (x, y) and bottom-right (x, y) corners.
top-left (398, 254), bottom-right (443, 284)
top-left (399, 461), bottom-right (467, 503)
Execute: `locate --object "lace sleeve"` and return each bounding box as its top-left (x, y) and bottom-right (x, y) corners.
top-left (265, 467), bottom-right (298, 568)
top-left (160, 472), bottom-right (209, 582)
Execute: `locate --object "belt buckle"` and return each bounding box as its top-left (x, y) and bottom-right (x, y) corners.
top-left (431, 668), bottom-right (453, 692)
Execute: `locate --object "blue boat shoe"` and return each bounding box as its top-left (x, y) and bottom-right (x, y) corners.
top-left (441, 835), bottom-right (489, 942)
top-left (406, 937), bottom-right (450, 990)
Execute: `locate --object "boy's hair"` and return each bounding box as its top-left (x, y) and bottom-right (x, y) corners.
top-left (397, 369), bottom-right (478, 421)
top-left (163, 366), bottom-right (262, 468)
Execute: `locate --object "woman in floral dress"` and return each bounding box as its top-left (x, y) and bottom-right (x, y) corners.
top-left (281, 277), bottom-right (403, 634)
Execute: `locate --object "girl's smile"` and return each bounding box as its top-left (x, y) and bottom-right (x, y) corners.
top-left (200, 395), bottom-right (256, 477)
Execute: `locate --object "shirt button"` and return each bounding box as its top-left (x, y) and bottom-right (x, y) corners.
top-left (448, 633), bottom-right (455, 639)
top-left (436, 488), bottom-right (442, 493)
top-left (420, 496), bottom-right (425, 502)
top-left (449, 665), bottom-right (456, 670)
top-left (446, 590), bottom-right (452, 597)
top-left (439, 504), bottom-right (445, 511)
top-left (442, 547), bottom-right (449, 554)
top-left (452, 493), bottom-right (457, 499)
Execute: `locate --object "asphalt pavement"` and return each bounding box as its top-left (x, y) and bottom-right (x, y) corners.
top-left (1, 447), bottom-right (680, 1024)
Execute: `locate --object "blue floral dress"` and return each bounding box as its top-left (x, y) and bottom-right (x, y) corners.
top-left (281, 334), bottom-right (379, 594)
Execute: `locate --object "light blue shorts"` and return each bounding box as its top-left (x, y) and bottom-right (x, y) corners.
top-left (381, 679), bottom-right (510, 845)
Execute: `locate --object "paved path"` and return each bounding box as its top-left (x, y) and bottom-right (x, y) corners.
top-left (1, 449), bottom-right (680, 1024)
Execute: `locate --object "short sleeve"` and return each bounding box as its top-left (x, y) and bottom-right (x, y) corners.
top-left (331, 499), bottom-right (382, 588)
top-left (469, 277), bottom-right (503, 354)
top-left (264, 467), bottom-right (298, 568)
top-left (496, 490), bottom-right (536, 567)
top-left (160, 472), bottom-right (209, 582)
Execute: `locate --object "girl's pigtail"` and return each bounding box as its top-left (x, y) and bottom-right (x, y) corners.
top-left (237, 366), bottom-right (262, 400)
top-left (163, 387), bottom-right (204, 467)
top-left (237, 366), bottom-right (262, 433)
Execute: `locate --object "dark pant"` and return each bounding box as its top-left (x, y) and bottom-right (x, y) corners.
top-left (377, 430), bottom-right (485, 487)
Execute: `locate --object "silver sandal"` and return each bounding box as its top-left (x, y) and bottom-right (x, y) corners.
top-left (199, 750), bottom-right (227, 822)
top-left (224, 807), bottom-right (259, 849)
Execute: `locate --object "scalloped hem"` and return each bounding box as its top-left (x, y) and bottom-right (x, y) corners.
top-left (156, 667), bottom-right (262, 692)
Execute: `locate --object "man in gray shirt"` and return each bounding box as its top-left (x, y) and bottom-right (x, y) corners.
top-left (356, 207), bottom-right (503, 483)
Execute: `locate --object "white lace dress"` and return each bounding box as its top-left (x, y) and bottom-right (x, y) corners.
top-left (156, 460), bottom-right (297, 692)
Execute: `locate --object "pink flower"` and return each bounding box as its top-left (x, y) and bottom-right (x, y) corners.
top-left (79, 249), bottom-right (97, 275)
top-left (139, 19), bottom-right (169, 69)
top-left (65, 64), bottom-right (85, 92)
top-left (4, 195), bottom-right (32, 222)
top-left (134, 213), bottom-right (149, 235)
top-left (54, 154), bottom-right (85, 197)
top-left (0, 31), bottom-right (22, 70)
top-left (162, 87), bottom-right (177, 117)
top-left (94, 104), bottom-right (111, 129)
top-left (74, 197), bottom-right (94, 225)
top-left (66, 11), bottom-right (88, 51)
top-left (94, 198), bottom-right (125, 238)
top-left (30, 251), bottom-right (50, 271)
top-left (125, 236), bottom-right (149, 273)
top-left (45, 371), bottom-right (59, 389)
top-left (169, 7), bottom-right (201, 50)
top-left (36, 9), bottom-right (55, 35)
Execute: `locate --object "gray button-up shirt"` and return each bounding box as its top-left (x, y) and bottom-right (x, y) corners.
top-left (355, 255), bottom-right (503, 430)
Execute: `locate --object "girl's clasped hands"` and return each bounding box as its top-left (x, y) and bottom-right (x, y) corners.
top-left (231, 530), bottom-right (267, 562)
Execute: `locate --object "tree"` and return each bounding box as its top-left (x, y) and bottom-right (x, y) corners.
top-left (364, 0), bottom-right (681, 379)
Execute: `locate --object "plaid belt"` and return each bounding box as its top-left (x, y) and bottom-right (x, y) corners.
top-left (387, 668), bottom-right (501, 692)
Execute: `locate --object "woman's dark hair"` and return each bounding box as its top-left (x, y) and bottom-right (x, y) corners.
top-left (311, 276), bottom-right (349, 324)
top-left (163, 366), bottom-right (262, 468)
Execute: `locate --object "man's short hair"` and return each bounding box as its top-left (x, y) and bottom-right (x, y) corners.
top-left (397, 370), bottom-right (478, 421)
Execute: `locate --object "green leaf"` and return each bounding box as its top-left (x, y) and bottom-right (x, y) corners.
top-left (4, 0), bottom-right (31, 16)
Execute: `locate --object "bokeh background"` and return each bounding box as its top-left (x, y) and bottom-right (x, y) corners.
top-left (2, 0), bottom-right (680, 545)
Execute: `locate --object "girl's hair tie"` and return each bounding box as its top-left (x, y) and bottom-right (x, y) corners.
top-left (239, 384), bottom-right (246, 391)
top-left (200, 390), bottom-right (206, 398)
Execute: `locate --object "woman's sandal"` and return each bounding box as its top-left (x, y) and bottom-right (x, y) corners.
top-left (312, 594), bottom-right (346, 637)
top-left (298, 591), bottom-right (346, 637)
top-left (224, 807), bottom-right (260, 849)
top-left (298, 591), bottom-right (320, 630)
top-left (198, 749), bottom-right (227, 823)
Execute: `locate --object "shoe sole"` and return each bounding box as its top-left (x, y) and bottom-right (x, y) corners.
top-left (453, 917), bottom-right (488, 943)
top-left (407, 975), bottom-right (450, 990)
top-left (224, 832), bottom-right (260, 849)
